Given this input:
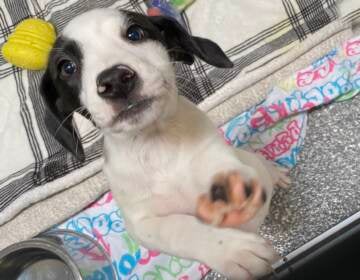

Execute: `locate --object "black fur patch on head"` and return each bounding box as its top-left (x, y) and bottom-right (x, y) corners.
top-left (123, 11), bottom-right (233, 68)
top-left (40, 36), bottom-right (86, 161)
top-left (123, 11), bottom-right (165, 42)
top-left (46, 36), bottom-right (83, 115)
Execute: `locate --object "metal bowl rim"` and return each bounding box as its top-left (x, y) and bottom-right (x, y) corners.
top-left (43, 229), bottom-right (117, 280)
top-left (0, 235), bottom-right (82, 280)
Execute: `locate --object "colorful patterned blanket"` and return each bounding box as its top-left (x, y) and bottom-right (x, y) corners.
top-left (57, 35), bottom-right (360, 280)
top-left (222, 35), bottom-right (360, 168)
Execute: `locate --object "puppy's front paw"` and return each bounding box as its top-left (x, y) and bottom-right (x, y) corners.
top-left (196, 171), bottom-right (267, 227)
top-left (206, 231), bottom-right (278, 279)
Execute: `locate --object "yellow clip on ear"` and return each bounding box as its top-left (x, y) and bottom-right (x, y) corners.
top-left (1, 18), bottom-right (56, 70)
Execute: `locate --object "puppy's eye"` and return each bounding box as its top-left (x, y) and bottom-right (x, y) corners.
top-left (59, 59), bottom-right (77, 78)
top-left (126, 25), bottom-right (145, 42)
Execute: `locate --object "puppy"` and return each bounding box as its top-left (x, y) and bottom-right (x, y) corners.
top-left (40, 8), bottom-right (289, 279)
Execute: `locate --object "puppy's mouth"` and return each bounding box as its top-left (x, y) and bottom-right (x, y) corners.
top-left (112, 98), bottom-right (154, 123)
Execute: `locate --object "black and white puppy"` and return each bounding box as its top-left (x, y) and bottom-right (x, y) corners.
top-left (41, 9), bottom-right (289, 279)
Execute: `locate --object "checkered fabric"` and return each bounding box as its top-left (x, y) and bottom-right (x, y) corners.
top-left (0, 0), bottom-right (358, 224)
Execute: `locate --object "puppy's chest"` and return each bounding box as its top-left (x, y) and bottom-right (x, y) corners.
top-left (105, 136), bottom-right (194, 201)
top-left (105, 146), bottom-right (198, 215)
top-left (125, 138), bottom-right (183, 176)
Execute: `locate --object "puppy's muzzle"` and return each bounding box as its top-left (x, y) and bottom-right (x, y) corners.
top-left (97, 64), bottom-right (137, 99)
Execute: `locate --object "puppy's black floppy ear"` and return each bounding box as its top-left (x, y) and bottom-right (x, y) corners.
top-left (40, 70), bottom-right (85, 162)
top-left (149, 16), bottom-right (233, 68)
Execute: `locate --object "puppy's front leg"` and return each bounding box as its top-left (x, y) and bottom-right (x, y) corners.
top-left (191, 139), bottom-right (270, 229)
top-left (126, 214), bottom-right (277, 279)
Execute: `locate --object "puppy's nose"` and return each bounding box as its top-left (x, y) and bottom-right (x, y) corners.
top-left (97, 65), bottom-right (137, 99)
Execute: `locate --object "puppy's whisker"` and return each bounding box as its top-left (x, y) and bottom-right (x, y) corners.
top-left (53, 106), bottom-right (86, 138)
top-left (53, 110), bottom-right (76, 138)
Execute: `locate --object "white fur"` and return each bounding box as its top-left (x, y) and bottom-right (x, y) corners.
top-left (63, 9), bottom-right (284, 279)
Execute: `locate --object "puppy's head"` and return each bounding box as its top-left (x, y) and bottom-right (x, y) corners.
top-left (41, 8), bottom-right (232, 161)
